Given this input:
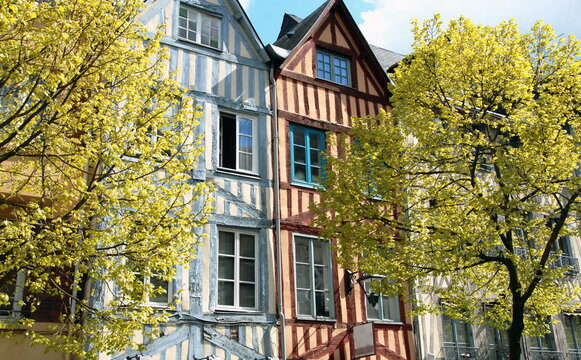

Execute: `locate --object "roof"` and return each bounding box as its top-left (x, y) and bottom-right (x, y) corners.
top-left (272, 1), bottom-right (330, 52)
top-left (369, 44), bottom-right (405, 71)
top-left (269, 0), bottom-right (404, 73)
top-left (276, 13), bottom-right (304, 40)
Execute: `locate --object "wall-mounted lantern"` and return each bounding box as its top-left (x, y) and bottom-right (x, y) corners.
top-left (345, 270), bottom-right (386, 307)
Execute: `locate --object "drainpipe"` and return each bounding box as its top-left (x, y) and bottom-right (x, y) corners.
top-left (270, 64), bottom-right (286, 360)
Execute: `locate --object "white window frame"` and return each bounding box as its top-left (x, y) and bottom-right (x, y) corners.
top-left (293, 234), bottom-right (334, 319)
top-left (133, 267), bottom-right (173, 307)
top-left (0, 271), bottom-right (25, 319)
top-left (219, 112), bottom-right (258, 174)
top-left (216, 229), bottom-right (258, 311)
top-left (178, 5), bottom-right (221, 49)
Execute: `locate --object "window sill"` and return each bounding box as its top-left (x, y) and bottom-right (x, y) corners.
top-left (216, 168), bottom-right (260, 180)
top-left (368, 320), bottom-right (404, 326)
top-left (314, 76), bottom-right (353, 89)
top-left (214, 308), bottom-right (261, 314)
top-left (290, 181), bottom-right (323, 190)
top-left (176, 37), bottom-right (223, 53)
top-left (295, 316), bottom-right (336, 323)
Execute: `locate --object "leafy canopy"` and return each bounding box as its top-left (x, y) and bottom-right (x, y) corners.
top-left (315, 15), bottom-right (580, 343)
top-left (0, 0), bottom-right (212, 358)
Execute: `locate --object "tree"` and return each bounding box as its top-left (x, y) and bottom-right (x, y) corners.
top-left (0, 0), bottom-right (212, 358)
top-left (314, 16), bottom-right (580, 359)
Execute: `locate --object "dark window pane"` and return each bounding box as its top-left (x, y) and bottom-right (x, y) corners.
top-left (314, 266), bottom-right (327, 290)
top-left (310, 149), bottom-right (321, 166)
top-left (239, 284), bottom-right (255, 308)
top-left (312, 241), bottom-right (324, 265)
top-left (239, 259), bottom-right (255, 282)
top-left (218, 281), bottom-right (234, 306)
top-left (149, 277), bottom-right (169, 303)
top-left (239, 234), bottom-right (255, 257)
top-left (220, 114), bottom-right (236, 169)
top-left (218, 231), bottom-right (235, 254)
top-left (218, 256), bottom-right (234, 279)
top-left (295, 237), bottom-right (309, 263)
top-left (294, 147), bottom-right (306, 164)
top-left (309, 132), bottom-right (321, 149)
top-left (315, 291), bottom-right (330, 317)
top-left (292, 127), bottom-right (305, 145)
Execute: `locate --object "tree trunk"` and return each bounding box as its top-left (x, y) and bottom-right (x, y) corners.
top-left (508, 298), bottom-right (526, 360)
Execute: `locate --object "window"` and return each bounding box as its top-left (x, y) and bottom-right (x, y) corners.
top-left (290, 125), bottom-right (325, 186)
top-left (294, 235), bottom-right (333, 318)
top-left (133, 267), bottom-right (172, 306)
top-left (442, 315), bottom-right (476, 360)
top-left (529, 331), bottom-right (557, 360)
top-left (365, 285), bottom-right (401, 322)
top-left (485, 324), bottom-right (509, 360)
top-left (178, 6), bottom-right (221, 49)
top-left (0, 272), bottom-right (25, 318)
top-left (217, 230), bottom-right (257, 310)
top-left (219, 113), bottom-right (257, 173)
top-left (565, 315), bottom-right (581, 357)
top-left (316, 50), bottom-right (350, 86)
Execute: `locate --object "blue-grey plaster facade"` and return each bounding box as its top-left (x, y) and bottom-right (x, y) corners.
top-left (114, 1), bottom-right (278, 359)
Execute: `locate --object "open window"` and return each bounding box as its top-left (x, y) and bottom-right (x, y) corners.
top-left (290, 124), bottom-right (325, 186)
top-left (219, 113), bottom-right (257, 174)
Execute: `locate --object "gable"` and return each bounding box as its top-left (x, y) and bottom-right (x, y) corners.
top-left (141, 0), bottom-right (267, 63)
top-left (280, 3), bottom-right (388, 98)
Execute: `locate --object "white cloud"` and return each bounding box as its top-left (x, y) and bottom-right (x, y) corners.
top-left (238, 0), bottom-right (251, 10)
top-left (358, 0), bottom-right (581, 54)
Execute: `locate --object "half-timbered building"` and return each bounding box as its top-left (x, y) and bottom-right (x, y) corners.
top-left (267, 1), bottom-right (414, 359)
top-left (115, 1), bottom-right (278, 359)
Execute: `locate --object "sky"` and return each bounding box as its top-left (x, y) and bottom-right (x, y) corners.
top-left (241, 0), bottom-right (581, 55)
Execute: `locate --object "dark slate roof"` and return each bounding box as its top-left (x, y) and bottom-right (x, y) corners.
top-left (272, 0), bottom-right (330, 51)
top-left (369, 44), bottom-right (405, 71)
top-left (277, 13), bottom-right (304, 40)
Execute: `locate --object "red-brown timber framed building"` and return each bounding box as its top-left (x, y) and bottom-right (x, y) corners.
top-left (267, 1), bottom-right (414, 359)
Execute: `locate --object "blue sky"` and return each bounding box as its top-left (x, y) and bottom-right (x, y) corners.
top-left (241, 0), bottom-right (581, 55)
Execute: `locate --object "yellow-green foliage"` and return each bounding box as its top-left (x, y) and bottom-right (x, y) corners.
top-left (0, 0), bottom-right (213, 358)
top-left (315, 16), bottom-right (580, 343)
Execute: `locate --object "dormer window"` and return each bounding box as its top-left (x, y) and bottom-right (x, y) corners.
top-left (178, 6), bottom-right (221, 49)
top-left (316, 49), bottom-right (350, 86)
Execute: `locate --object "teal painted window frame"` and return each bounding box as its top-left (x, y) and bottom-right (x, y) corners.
top-left (290, 124), bottom-right (325, 187)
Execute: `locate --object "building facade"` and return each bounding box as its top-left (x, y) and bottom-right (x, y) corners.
top-left (117, 0), bottom-right (278, 359)
top-left (267, 1), bottom-right (414, 359)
